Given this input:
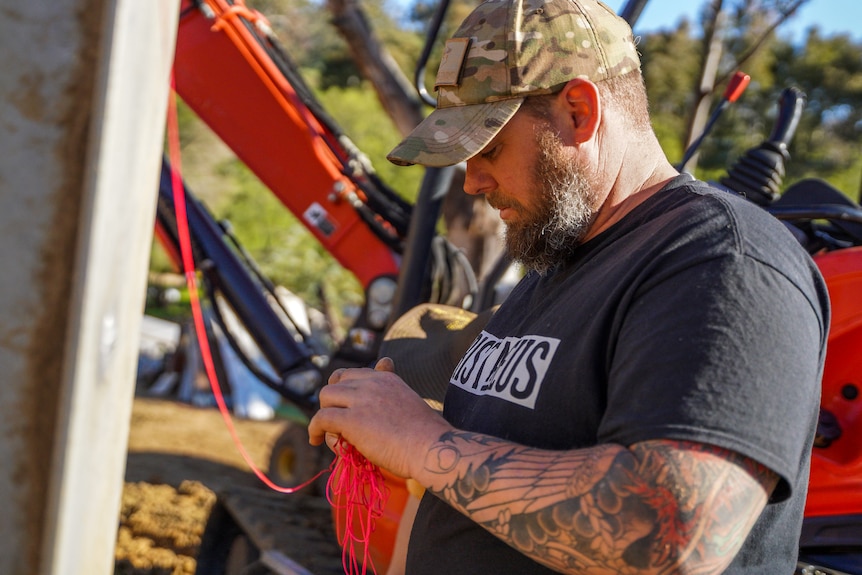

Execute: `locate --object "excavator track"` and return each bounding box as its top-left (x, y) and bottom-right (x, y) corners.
top-left (196, 485), bottom-right (345, 575)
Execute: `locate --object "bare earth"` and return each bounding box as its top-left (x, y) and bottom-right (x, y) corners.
top-left (115, 396), bottom-right (288, 575)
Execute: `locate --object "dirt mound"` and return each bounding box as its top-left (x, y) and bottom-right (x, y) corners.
top-left (115, 397), bottom-right (289, 574)
top-left (115, 481), bottom-right (214, 575)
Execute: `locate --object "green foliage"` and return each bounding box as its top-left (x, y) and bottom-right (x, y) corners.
top-left (366, 0), bottom-right (428, 82)
top-left (640, 23), bottom-right (702, 158)
top-left (315, 83), bottom-right (425, 201)
top-left (247, 0), bottom-right (343, 68)
top-left (641, 3), bottom-right (862, 200)
top-left (251, 0), bottom-right (426, 89)
top-left (774, 31), bottom-right (862, 183)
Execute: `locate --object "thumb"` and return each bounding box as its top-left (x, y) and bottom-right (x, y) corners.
top-left (375, 356), bottom-right (396, 372)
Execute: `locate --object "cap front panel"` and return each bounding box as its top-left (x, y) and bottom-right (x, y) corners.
top-left (386, 99), bottom-right (522, 167)
top-left (438, 0), bottom-right (514, 108)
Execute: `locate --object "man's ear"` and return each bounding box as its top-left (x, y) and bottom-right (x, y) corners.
top-left (559, 78), bottom-right (600, 144)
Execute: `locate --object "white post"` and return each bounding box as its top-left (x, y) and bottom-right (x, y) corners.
top-left (0, 1), bottom-right (180, 573)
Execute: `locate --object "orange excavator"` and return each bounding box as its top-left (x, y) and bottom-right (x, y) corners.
top-left (154, 1), bottom-right (862, 574)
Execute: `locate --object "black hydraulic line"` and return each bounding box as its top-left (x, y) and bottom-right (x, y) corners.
top-left (619, 0), bottom-right (650, 27)
top-left (389, 166), bottom-right (455, 321)
top-left (414, 0), bottom-right (452, 108)
top-left (266, 37), bottom-right (414, 239)
top-left (156, 159), bottom-right (320, 406)
top-left (202, 278), bottom-right (293, 398)
top-left (219, 220), bottom-right (328, 357)
top-left (223, 1), bottom-right (414, 241)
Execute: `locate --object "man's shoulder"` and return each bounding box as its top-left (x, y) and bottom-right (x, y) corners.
top-left (647, 176), bottom-right (827, 307)
top-left (646, 176), bottom-right (803, 252)
top-left (652, 175), bottom-right (772, 221)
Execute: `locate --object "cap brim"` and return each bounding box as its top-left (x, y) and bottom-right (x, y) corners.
top-left (387, 98), bottom-right (524, 167)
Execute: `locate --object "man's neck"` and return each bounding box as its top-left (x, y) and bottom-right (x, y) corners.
top-left (583, 154), bottom-right (679, 243)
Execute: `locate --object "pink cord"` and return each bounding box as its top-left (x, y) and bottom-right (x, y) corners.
top-left (327, 438), bottom-right (389, 575)
top-left (167, 75), bottom-right (389, 573)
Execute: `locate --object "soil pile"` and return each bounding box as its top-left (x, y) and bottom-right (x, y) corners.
top-left (115, 397), bottom-right (287, 574)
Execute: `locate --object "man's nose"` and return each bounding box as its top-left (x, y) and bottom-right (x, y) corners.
top-left (463, 159), bottom-right (494, 196)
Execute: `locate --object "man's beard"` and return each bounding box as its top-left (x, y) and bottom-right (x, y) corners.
top-left (502, 129), bottom-right (600, 275)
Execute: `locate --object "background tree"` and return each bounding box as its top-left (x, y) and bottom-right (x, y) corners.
top-left (642, 0), bottom-right (862, 201)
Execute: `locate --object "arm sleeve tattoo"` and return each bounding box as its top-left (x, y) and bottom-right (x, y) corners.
top-left (419, 432), bottom-right (777, 574)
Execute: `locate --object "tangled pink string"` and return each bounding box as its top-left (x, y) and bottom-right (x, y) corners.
top-left (327, 438), bottom-right (390, 575)
top-left (168, 80), bottom-right (390, 575)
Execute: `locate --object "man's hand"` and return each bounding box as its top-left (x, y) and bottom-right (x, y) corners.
top-left (308, 357), bottom-right (452, 479)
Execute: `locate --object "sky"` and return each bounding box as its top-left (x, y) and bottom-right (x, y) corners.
top-left (615, 0), bottom-right (862, 42)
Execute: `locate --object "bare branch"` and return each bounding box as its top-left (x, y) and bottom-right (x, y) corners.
top-left (716, 0), bottom-right (810, 86)
top-left (326, 0), bottom-right (426, 136)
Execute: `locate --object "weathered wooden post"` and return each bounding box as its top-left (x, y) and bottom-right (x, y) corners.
top-left (0, 1), bottom-right (179, 573)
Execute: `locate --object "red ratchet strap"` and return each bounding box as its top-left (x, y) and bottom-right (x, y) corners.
top-left (166, 72), bottom-right (388, 574)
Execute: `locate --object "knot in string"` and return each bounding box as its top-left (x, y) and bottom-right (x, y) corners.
top-left (327, 438), bottom-right (390, 575)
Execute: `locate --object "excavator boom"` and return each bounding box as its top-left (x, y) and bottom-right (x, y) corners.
top-left (173, 0), bottom-right (404, 289)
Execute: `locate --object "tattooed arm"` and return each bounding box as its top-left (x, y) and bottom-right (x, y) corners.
top-left (414, 432), bottom-right (777, 575)
top-left (308, 362), bottom-right (778, 574)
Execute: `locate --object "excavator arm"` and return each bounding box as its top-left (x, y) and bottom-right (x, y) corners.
top-left (172, 0), bottom-right (408, 287)
top-left (157, 0), bottom-right (450, 402)
top-left (159, 5), bottom-right (457, 572)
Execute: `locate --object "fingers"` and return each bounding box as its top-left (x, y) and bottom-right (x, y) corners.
top-left (309, 362), bottom-right (414, 458)
top-left (375, 356), bottom-right (396, 372)
top-left (310, 366), bottom-right (382, 446)
top-left (328, 364), bottom-right (385, 385)
top-left (308, 407), bottom-right (343, 446)
top-left (328, 367), bottom-right (348, 385)
top-left (330, 356), bottom-right (395, 386)
top-left (325, 432), bottom-right (338, 450)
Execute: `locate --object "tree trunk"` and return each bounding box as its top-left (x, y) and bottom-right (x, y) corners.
top-left (682, 0), bottom-right (726, 173)
top-left (326, 0), bottom-right (426, 136)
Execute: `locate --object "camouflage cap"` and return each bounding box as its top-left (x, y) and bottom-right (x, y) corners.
top-left (387, 0), bottom-right (640, 167)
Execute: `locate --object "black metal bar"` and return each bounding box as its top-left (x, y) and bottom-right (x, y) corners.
top-left (414, 0), bottom-right (452, 108)
top-left (619, 0), bottom-right (650, 27)
top-left (768, 205), bottom-right (862, 225)
top-left (389, 166), bottom-right (454, 321)
top-left (156, 158), bottom-right (320, 405)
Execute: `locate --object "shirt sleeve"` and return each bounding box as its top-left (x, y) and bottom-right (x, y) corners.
top-left (599, 251), bottom-right (824, 501)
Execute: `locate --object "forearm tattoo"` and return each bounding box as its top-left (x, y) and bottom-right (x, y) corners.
top-left (421, 432), bottom-right (774, 574)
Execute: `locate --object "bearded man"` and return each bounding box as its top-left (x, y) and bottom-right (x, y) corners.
top-left (308, 0), bottom-right (829, 573)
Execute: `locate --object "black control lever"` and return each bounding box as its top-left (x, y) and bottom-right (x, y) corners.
top-left (720, 87), bottom-right (807, 206)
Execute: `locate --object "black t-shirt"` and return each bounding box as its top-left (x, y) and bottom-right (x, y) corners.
top-left (406, 175), bottom-right (829, 574)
